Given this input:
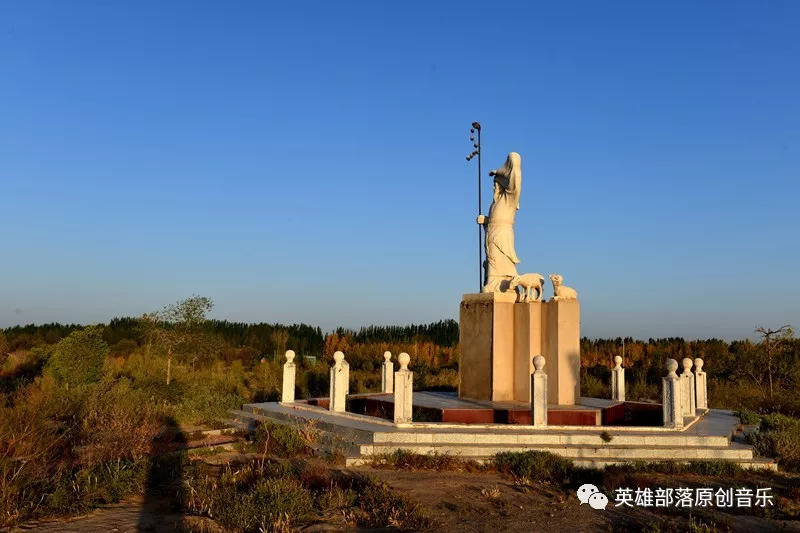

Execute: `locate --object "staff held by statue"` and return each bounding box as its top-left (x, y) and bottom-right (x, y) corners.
top-left (466, 122), bottom-right (482, 291)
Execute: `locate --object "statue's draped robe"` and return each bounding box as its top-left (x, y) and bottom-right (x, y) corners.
top-left (483, 154), bottom-right (521, 292)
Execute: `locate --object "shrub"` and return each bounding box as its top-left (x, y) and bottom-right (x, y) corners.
top-left (605, 461), bottom-right (744, 477)
top-left (48, 326), bottom-right (109, 387)
top-left (253, 420), bottom-right (310, 458)
top-left (494, 450), bottom-right (579, 486)
top-left (250, 477), bottom-right (314, 530)
top-left (760, 413), bottom-right (800, 432)
top-left (370, 449), bottom-right (486, 472)
top-left (78, 379), bottom-right (162, 466)
top-left (736, 409), bottom-right (762, 426)
top-left (355, 478), bottom-right (431, 530)
top-left (318, 485), bottom-right (356, 510)
top-left (746, 417), bottom-right (800, 472)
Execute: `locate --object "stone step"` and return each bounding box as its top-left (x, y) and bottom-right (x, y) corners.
top-left (570, 457), bottom-right (778, 471)
top-left (360, 442), bottom-right (754, 461)
top-left (346, 456), bottom-right (777, 471)
top-left (370, 431), bottom-right (730, 447)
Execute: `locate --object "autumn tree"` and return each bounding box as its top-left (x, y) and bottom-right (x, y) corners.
top-left (141, 295), bottom-right (217, 385)
top-left (755, 324), bottom-right (794, 399)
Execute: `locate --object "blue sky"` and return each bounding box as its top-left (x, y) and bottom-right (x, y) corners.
top-left (1, 1), bottom-right (798, 340)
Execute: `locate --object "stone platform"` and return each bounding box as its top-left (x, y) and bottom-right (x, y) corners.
top-left (229, 400), bottom-right (777, 470)
top-left (295, 392), bottom-right (668, 427)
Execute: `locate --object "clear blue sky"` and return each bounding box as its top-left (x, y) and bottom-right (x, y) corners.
top-left (1, 1), bottom-right (798, 340)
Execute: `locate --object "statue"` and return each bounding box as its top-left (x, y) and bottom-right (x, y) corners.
top-left (549, 274), bottom-right (578, 300)
top-left (477, 152), bottom-right (522, 293)
top-left (509, 273), bottom-right (545, 302)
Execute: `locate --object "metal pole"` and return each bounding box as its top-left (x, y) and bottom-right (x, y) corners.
top-left (477, 127), bottom-right (482, 291)
top-left (466, 122), bottom-right (482, 292)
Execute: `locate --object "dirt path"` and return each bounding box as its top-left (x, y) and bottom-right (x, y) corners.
top-left (5, 495), bottom-right (221, 533)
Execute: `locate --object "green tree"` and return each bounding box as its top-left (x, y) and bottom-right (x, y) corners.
top-left (48, 325), bottom-right (110, 387)
top-left (141, 295), bottom-right (216, 385)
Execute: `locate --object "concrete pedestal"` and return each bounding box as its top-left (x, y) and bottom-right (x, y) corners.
top-left (459, 292), bottom-right (517, 401)
top-left (459, 293), bottom-right (580, 405)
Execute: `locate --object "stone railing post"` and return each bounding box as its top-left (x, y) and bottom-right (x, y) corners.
top-left (381, 351), bottom-right (394, 393)
top-left (694, 358), bottom-right (708, 410)
top-left (282, 350), bottom-right (296, 403)
top-left (680, 357), bottom-right (696, 417)
top-left (611, 355), bottom-right (625, 402)
top-left (394, 352), bottom-right (413, 424)
top-left (662, 358), bottom-right (683, 429)
top-left (329, 351), bottom-right (348, 412)
top-left (530, 355), bottom-right (548, 426)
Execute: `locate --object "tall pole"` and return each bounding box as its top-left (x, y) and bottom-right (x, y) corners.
top-left (467, 122), bottom-right (482, 291)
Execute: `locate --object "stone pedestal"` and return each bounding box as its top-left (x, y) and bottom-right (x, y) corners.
top-left (530, 355), bottom-right (548, 426)
top-left (394, 352), bottom-right (413, 424)
top-left (459, 292), bottom-right (517, 402)
top-left (662, 359), bottom-right (683, 429)
top-left (459, 293), bottom-right (580, 405)
top-left (542, 299), bottom-right (581, 405)
top-left (694, 358), bottom-right (708, 410)
top-left (381, 351), bottom-right (394, 394)
top-left (282, 350), bottom-right (296, 403)
top-left (329, 351), bottom-right (348, 412)
top-left (611, 355), bottom-right (625, 402)
top-left (680, 358), bottom-right (696, 417)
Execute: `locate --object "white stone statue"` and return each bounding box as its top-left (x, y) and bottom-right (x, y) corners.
top-left (549, 274), bottom-right (578, 300)
top-left (477, 152), bottom-right (522, 293)
top-left (509, 273), bottom-right (545, 302)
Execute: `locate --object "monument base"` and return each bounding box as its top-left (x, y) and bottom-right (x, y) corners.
top-left (459, 293), bottom-right (580, 405)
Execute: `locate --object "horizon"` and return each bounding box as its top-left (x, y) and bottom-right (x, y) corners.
top-left (0, 314), bottom-right (776, 344)
top-left (2, 1), bottom-right (798, 340)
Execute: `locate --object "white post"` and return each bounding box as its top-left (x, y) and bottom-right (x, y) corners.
top-left (530, 355), bottom-right (548, 426)
top-left (694, 357), bottom-right (708, 410)
top-left (394, 352), bottom-right (413, 424)
top-left (611, 355), bottom-right (625, 402)
top-left (282, 350), bottom-right (296, 403)
top-left (680, 357), bottom-right (696, 417)
top-left (381, 351), bottom-right (394, 394)
top-left (662, 358), bottom-right (683, 429)
top-left (329, 350), bottom-right (348, 412)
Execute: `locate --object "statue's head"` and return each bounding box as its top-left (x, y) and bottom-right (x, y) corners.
top-left (496, 152), bottom-right (522, 209)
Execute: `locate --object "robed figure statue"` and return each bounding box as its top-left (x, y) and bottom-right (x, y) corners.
top-left (477, 152), bottom-right (522, 293)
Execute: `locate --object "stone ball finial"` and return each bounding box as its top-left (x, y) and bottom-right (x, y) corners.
top-left (383, 351), bottom-right (392, 362)
top-left (665, 358), bottom-right (678, 374)
top-left (533, 355), bottom-right (545, 371)
top-left (333, 351), bottom-right (345, 364)
top-left (398, 352), bottom-right (410, 370)
top-left (285, 350), bottom-right (295, 363)
top-left (614, 355), bottom-right (623, 367)
top-left (682, 357), bottom-right (693, 371)
top-left (694, 357), bottom-right (704, 371)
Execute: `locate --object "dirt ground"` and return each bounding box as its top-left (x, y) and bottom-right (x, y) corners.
top-left (8, 465), bottom-right (800, 533)
top-left (362, 467), bottom-right (800, 533)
